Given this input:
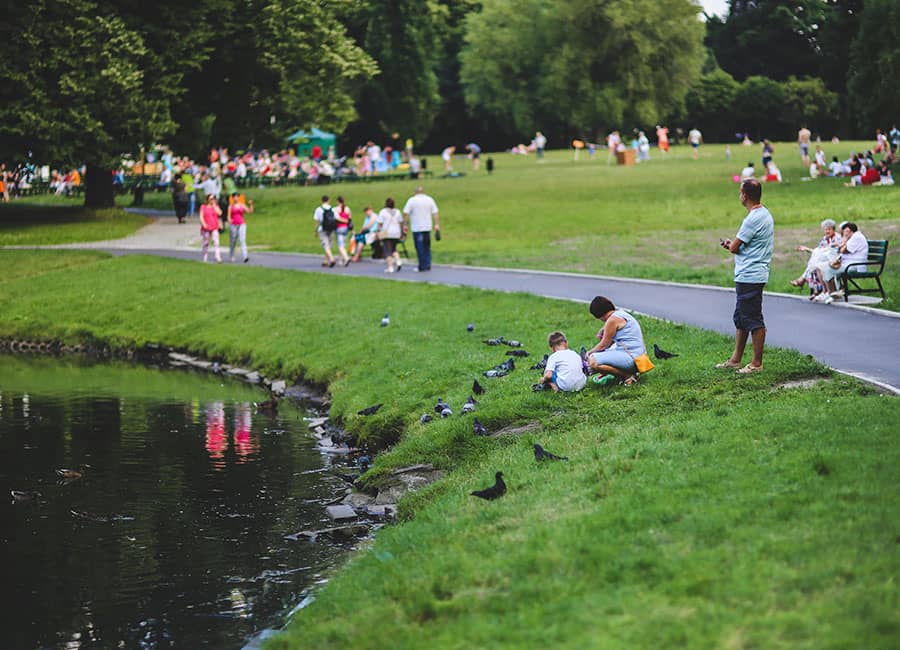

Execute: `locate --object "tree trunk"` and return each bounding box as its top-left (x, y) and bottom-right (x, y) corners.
top-left (84, 162), bottom-right (115, 209)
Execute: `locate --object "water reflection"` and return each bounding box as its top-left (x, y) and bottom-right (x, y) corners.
top-left (0, 354), bottom-right (351, 649)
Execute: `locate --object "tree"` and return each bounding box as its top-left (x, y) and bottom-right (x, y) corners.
top-left (847, 0), bottom-right (900, 133)
top-left (460, 0), bottom-right (704, 142)
top-left (685, 68), bottom-right (740, 141)
top-left (0, 0), bottom-right (185, 207)
top-left (780, 77), bottom-right (839, 139)
top-left (733, 76), bottom-right (785, 141)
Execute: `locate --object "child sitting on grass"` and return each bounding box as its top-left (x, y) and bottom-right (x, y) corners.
top-left (538, 331), bottom-right (587, 393)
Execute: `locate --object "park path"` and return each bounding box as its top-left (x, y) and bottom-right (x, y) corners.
top-left (25, 209), bottom-right (900, 393)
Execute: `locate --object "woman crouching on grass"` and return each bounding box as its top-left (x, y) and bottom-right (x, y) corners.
top-left (586, 296), bottom-right (647, 386)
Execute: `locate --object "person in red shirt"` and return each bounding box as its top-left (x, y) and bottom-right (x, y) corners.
top-left (199, 194), bottom-right (223, 263)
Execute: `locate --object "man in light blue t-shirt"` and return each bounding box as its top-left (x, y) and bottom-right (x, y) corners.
top-left (717, 179), bottom-right (774, 374)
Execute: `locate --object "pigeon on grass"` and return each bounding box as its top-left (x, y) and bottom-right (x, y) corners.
top-left (470, 471), bottom-right (506, 500)
top-left (533, 443), bottom-right (568, 461)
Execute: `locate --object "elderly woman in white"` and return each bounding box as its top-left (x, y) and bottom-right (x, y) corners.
top-left (791, 218), bottom-right (842, 299)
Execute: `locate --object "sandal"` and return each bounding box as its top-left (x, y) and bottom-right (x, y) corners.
top-left (623, 375), bottom-right (639, 386)
top-left (714, 361), bottom-right (742, 369)
top-left (790, 279), bottom-right (804, 287)
top-left (736, 364), bottom-right (763, 374)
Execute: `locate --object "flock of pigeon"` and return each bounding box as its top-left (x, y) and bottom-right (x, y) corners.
top-left (359, 315), bottom-right (680, 502)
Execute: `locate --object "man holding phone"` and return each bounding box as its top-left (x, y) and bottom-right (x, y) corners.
top-left (717, 179), bottom-right (774, 374)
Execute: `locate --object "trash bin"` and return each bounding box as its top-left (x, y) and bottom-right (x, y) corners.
top-left (616, 150), bottom-right (636, 166)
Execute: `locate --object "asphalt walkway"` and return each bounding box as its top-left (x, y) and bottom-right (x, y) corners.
top-left (27, 210), bottom-right (900, 393)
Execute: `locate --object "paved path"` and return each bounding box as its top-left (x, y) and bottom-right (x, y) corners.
top-left (24, 210), bottom-right (900, 393)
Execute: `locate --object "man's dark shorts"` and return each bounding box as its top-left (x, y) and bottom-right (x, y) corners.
top-left (733, 282), bottom-right (766, 332)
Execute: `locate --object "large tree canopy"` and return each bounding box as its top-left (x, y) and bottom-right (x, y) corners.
top-left (847, 0), bottom-right (900, 132)
top-left (459, 0), bottom-right (705, 141)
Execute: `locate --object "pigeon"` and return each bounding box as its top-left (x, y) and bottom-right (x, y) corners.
top-left (472, 379), bottom-right (485, 395)
top-left (499, 358), bottom-right (515, 372)
top-left (470, 471), bottom-right (506, 500)
top-left (530, 354), bottom-right (549, 370)
top-left (461, 396), bottom-right (477, 414)
top-left (505, 349), bottom-right (529, 357)
top-left (356, 455), bottom-right (371, 472)
top-left (653, 343), bottom-right (679, 359)
top-left (467, 323), bottom-right (475, 332)
top-left (533, 443), bottom-right (568, 461)
top-left (484, 336), bottom-right (505, 346)
top-left (472, 418), bottom-right (488, 436)
top-left (357, 403), bottom-right (383, 416)
top-left (380, 313), bottom-right (390, 327)
top-left (441, 406), bottom-right (453, 418)
top-left (420, 413), bottom-right (433, 424)
top-left (505, 340), bottom-right (522, 348)
top-left (434, 398), bottom-right (450, 414)
top-left (483, 369), bottom-right (506, 378)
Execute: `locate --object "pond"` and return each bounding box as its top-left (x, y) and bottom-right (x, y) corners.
top-left (0, 354), bottom-right (354, 649)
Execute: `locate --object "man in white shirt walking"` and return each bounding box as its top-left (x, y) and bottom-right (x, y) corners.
top-left (402, 187), bottom-right (440, 272)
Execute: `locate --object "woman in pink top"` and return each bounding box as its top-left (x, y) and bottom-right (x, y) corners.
top-left (200, 193), bottom-right (223, 263)
top-left (227, 193), bottom-right (254, 263)
top-left (334, 195), bottom-right (352, 266)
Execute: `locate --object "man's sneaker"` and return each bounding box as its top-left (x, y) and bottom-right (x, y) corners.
top-left (823, 295), bottom-right (834, 304)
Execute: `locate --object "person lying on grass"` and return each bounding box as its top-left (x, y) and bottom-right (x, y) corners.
top-left (538, 331), bottom-right (587, 393)
top-left (586, 296), bottom-right (647, 386)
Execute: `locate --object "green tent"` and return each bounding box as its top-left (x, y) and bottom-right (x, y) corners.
top-left (287, 127), bottom-right (336, 158)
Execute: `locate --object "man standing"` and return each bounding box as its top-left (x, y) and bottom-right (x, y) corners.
top-left (798, 125), bottom-right (812, 167)
top-left (717, 179), bottom-right (774, 374)
top-left (688, 127), bottom-right (703, 159)
top-left (466, 143), bottom-right (481, 170)
top-left (534, 131), bottom-right (547, 159)
top-left (403, 187), bottom-right (440, 272)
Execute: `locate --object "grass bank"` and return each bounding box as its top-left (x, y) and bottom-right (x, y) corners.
top-left (0, 203), bottom-right (148, 245)
top-left (0, 250), bottom-right (896, 649)
top-left (11, 141), bottom-right (898, 309)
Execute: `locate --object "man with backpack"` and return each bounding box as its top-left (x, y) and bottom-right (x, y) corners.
top-left (314, 195), bottom-right (338, 267)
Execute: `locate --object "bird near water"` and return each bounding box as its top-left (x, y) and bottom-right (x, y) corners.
top-left (380, 313), bottom-right (390, 327)
top-left (56, 466), bottom-right (88, 481)
top-left (534, 443), bottom-right (568, 461)
top-left (653, 343), bottom-right (679, 359)
top-left (11, 490), bottom-right (41, 504)
top-left (471, 471), bottom-right (506, 500)
top-left (255, 397), bottom-right (279, 413)
top-left (357, 403), bottom-right (383, 416)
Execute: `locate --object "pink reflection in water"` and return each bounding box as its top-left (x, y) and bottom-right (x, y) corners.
top-left (233, 403), bottom-right (258, 462)
top-left (205, 402), bottom-right (226, 468)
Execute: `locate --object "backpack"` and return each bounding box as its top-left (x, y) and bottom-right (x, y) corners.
top-left (321, 205), bottom-right (337, 232)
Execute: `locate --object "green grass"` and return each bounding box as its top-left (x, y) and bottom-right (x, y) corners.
top-left (0, 203), bottom-right (148, 245)
top-left (0, 250), bottom-right (896, 649)
top-left (6, 141), bottom-right (899, 307)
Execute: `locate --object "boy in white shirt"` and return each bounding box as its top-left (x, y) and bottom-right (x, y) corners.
top-left (538, 331), bottom-right (587, 393)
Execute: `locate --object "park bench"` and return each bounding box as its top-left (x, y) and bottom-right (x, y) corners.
top-left (839, 239), bottom-right (889, 301)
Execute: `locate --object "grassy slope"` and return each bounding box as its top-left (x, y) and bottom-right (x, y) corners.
top-left (0, 251), bottom-right (896, 649)
top-left (0, 204), bottom-right (148, 245)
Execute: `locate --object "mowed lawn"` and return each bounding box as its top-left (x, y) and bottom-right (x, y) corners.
top-left (0, 251), bottom-right (896, 649)
top-left (4, 141), bottom-right (898, 306)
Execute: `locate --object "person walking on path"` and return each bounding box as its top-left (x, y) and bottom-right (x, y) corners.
top-left (376, 197), bottom-right (404, 273)
top-left (403, 187), bottom-right (440, 272)
top-left (199, 194), bottom-right (223, 263)
top-left (227, 193), bottom-right (253, 263)
top-left (313, 195), bottom-right (337, 267)
top-left (334, 196), bottom-right (352, 267)
top-left (718, 179), bottom-right (774, 374)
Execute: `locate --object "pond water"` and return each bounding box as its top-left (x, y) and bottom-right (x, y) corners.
top-left (0, 354), bottom-right (353, 649)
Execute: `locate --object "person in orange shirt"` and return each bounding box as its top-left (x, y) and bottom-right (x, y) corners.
top-left (70, 168), bottom-right (81, 186)
top-left (656, 125), bottom-right (669, 154)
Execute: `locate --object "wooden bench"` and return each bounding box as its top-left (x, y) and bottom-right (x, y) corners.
top-left (840, 239), bottom-right (888, 301)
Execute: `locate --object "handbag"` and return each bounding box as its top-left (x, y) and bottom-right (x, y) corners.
top-left (365, 231), bottom-right (377, 245)
top-left (633, 353), bottom-right (655, 374)
top-left (829, 255), bottom-right (842, 270)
